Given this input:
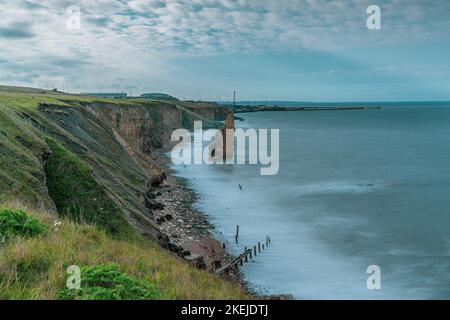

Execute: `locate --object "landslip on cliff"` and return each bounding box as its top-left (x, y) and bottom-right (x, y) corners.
top-left (0, 86), bottom-right (245, 300)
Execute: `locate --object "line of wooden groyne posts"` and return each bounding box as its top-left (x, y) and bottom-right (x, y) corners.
top-left (216, 225), bottom-right (272, 275)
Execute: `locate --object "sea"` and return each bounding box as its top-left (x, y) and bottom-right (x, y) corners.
top-left (172, 102), bottom-right (450, 299)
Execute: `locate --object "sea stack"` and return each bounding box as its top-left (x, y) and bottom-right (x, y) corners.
top-left (213, 112), bottom-right (235, 161)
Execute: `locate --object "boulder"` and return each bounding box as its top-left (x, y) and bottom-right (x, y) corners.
top-left (156, 216), bottom-right (166, 224)
top-left (149, 172), bottom-right (167, 187)
top-left (144, 194), bottom-right (165, 210)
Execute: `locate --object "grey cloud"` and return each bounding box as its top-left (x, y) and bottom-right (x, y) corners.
top-left (87, 16), bottom-right (111, 28)
top-left (0, 22), bottom-right (35, 40)
top-left (0, 0), bottom-right (449, 95)
top-left (20, 1), bottom-right (47, 10)
top-left (49, 57), bottom-right (92, 68)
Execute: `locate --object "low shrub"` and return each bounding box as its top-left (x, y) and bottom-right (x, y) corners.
top-left (0, 208), bottom-right (47, 241)
top-left (58, 264), bottom-right (159, 300)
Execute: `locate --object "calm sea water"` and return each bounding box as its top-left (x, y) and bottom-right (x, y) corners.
top-left (173, 103), bottom-right (450, 299)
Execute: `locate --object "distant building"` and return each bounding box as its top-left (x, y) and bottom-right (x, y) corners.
top-left (82, 92), bottom-right (128, 99)
top-left (140, 93), bottom-right (178, 101)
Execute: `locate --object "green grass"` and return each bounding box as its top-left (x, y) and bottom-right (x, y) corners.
top-left (0, 88), bottom-right (143, 112)
top-left (44, 137), bottom-right (134, 239)
top-left (0, 207), bottom-right (249, 300)
top-left (0, 107), bottom-right (48, 206)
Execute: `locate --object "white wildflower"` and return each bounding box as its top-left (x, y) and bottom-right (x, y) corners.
top-left (53, 220), bottom-right (62, 232)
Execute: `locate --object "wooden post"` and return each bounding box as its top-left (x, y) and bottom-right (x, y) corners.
top-left (254, 245), bottom-right (257, 256)
top-left (223, 243), bottom-right (226, 249)
top-left (258, 242), bottom-right (261, 253)
top-left (249, 248), bottom-right (253, 260)
top-left (215, 250), bottom-right (250, 275)
top-left (266, 236), bottom-right (269, 247)
top-left (244, 247), bottom-right (248, 262)
top-left (235, 225), bottom-right (239, 243)
top-left (262, 244), bottom-right (265, 250)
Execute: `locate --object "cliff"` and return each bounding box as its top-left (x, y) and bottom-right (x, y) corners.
top-left (0, 86), bottom-right (247, 299)
top-left (0, 88), bottom-right (229, 240)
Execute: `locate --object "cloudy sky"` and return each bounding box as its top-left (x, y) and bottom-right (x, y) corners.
top-left (0, 0), bottom-right (449, 101)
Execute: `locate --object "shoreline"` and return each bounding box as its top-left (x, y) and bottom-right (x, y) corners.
top-left (147, 151), bottom-right (252, 293)
top-left (149, 142), bottom-right (293, 300)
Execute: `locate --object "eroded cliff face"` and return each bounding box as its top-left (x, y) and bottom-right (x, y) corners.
top-left (32, 99), bottom-right (230, 240)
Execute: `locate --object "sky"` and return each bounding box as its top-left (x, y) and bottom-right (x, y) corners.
top-left (0, 0), bottom-right (449, 102)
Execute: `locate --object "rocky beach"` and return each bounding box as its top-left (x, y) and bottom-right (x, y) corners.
top-left (145, 173), bottom-right (244, 282)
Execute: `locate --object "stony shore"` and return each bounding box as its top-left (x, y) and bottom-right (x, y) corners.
top-left (144, 152), bottom-right (293, 300)
top-left (144, 158), bottom-right (245, 285)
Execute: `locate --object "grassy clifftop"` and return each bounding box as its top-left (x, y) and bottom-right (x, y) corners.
top-left (0, 86), bottom-right (244, 300)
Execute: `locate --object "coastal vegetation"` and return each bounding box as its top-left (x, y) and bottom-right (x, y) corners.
top-left (58, 264), bottom-right (160, 300)
top-left (0, 205), bottom-right (248, 299)
top-left (0, 208), bottom-right (47, 241)
top-left (44, 137), bottom-right (134, 239)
